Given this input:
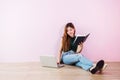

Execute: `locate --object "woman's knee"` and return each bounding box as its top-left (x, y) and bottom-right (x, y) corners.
top-left (62, 54), bottom-right (81, 64)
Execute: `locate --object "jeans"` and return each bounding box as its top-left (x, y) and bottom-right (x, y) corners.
top-left (62, 50), bottom-right (93, 71)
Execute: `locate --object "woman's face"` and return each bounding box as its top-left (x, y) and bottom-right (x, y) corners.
top-left (67, 27), bottom-right (75, 38)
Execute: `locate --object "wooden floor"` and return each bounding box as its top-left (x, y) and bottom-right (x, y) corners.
top-left (0, 62), bottom-right (120, 80)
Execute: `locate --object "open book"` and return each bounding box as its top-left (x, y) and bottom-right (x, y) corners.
top-left (73, 33), bottom-right (90, 46)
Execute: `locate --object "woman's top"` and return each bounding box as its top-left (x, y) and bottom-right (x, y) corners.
top-left (69, 36), bottom-right (77, 52)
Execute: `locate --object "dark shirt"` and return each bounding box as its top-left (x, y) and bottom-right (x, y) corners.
top-left (69, 36), bottom-right (77, 52)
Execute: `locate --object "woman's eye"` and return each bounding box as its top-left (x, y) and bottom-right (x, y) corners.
top-left (70, 29), bottom-right (72, 31)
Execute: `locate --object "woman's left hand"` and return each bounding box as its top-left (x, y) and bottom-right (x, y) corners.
top-left (76, 42), bottom-right (83, 53)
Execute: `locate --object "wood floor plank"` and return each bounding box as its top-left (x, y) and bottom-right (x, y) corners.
top-left (0, 62), bottom-right (120, 80)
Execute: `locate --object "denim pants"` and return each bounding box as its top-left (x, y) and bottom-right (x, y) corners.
top-left (62, 50), bottom-right (93, 71)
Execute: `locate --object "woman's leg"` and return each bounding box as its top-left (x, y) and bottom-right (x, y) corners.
top-left (75, 55), bottom-right (93, 71)
top-left (62, 53), bottom-right (82, 65)
top-left (62, 51), bottom-right (93, 71)
top-left (62, 50), bottom-right (82, 65)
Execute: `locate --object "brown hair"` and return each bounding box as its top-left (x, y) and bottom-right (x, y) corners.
top-left (62, 23), bottom-right (76, 52)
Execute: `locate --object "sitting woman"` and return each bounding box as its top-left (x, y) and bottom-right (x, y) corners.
top-left (57, 22), bottom-right (107, 74)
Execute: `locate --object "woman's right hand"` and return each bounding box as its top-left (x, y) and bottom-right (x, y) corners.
top-left (57, 58), bottom-right (61, 64)
top-left (57, 61), bottom-right (60, 64)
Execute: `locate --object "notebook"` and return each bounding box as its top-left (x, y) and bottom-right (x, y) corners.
top-left (73, 33), bottom-right (90, 46)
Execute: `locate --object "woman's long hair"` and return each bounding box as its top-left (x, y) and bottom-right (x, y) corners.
top-left (62, 23), bottom-right (76, 52)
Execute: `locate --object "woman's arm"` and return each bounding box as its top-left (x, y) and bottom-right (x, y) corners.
top-left (76, 42), bottom-right (83, 53)
top-left (57, 38), bottom-right (63, 64)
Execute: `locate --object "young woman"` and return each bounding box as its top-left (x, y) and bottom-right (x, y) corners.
top-left (57, 22), bottom-right (106, 74)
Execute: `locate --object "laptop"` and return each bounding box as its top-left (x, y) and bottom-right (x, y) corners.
top-left (40, 56), bottom-right (64, 68)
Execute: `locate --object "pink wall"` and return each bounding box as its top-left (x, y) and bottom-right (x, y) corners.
top-left (0, 0), bottom-right (120, 62)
